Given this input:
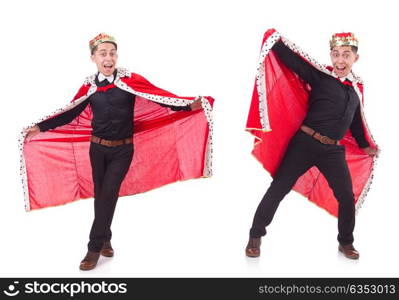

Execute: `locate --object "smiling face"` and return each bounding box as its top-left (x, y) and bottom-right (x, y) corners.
top-left (330, 45), bottom-right (359, 78)
top-left (90, 42), bottom-right (118, 76)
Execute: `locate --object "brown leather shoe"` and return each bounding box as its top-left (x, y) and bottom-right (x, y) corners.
top-left (339, 244), bottom-right (359, 260)
top-left (100, 241), bottom-right (114, 257)
top-left (245, 237), bottom-right (261, 257)
top-left (79, 251), bottom-right (100, 271)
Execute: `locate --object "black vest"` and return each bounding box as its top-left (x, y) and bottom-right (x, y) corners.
top-left (90, 72), bottom-right (136, 140)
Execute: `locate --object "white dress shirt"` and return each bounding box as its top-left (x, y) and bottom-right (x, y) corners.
top-left (98, 72), bottom-right (114, 83)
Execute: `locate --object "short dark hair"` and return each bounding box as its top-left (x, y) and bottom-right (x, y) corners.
top-left (350, 46), bottom-right (358, 54)
top-left (91, 42), bottom-right (118, 55)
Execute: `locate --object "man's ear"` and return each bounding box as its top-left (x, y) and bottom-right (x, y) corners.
top-left (354, 54), bottom-right (359, 63)
top-left (90, 54), bottom-right (95, 62)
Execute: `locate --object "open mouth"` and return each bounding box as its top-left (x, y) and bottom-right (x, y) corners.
top-left (335, 66), bottom-right (346, 72)
top-left (103, 63), bottom-right (114, 70)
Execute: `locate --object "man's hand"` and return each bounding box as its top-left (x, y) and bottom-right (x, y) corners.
top-left (190, 97), bottom-right (203, 111)
top-left (25, 125), bottom-right (41, 142)
top-left (362, 146), bottom-right (378, 156)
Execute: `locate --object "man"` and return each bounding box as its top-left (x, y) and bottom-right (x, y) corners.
top-left (23, 33), bottom-right (211, 270)
top-left (245, 30), bottom-right (378, 260)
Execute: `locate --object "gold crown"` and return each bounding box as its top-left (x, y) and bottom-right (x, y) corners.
top-left (330, 32), bottom-right (358, 49)
top-left (89, 33), bottom-right (116, 52)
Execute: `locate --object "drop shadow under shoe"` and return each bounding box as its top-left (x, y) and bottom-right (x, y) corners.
top-left (101, 241), bottom-right (114, 257)
top-left (338, 244), bottom-right (359, 260)
top-left (245, 237), bottom-right (261, 258)
top-left (79, 251), bottom-right (100, 271)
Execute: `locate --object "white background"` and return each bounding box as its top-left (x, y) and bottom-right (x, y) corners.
top-left (1, 0), bottom-right (398, 277)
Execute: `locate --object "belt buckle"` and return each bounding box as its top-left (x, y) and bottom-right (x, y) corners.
top-left (319, 135), bottom-right (330, 144)
top-left (102, 140), bottom-right (112, 147)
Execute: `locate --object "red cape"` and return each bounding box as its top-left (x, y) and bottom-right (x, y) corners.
top-left (246, 29), bottom-right (378, 217)
top-left (20, 68), bottom-right (214, 211)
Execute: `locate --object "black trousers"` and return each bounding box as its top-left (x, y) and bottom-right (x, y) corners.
top-left (88, 142), bottom-right (134, 252)
top-left (250, 130), bottom-right (355, 245)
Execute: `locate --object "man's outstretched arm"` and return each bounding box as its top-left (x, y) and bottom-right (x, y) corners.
top-left (25, 99), bottom-right (89, 141)
top-left (272, 40), bottom-right (323, 85)
top-left (350, 106), bottom-right (377, 155)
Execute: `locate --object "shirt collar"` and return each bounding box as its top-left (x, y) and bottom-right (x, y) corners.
top-left (98, 72), bottom-right (114, 83)
top-left (338, 72), bottom-right (355, 83)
